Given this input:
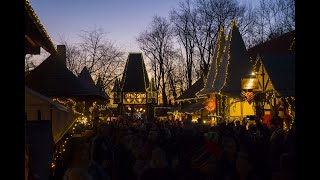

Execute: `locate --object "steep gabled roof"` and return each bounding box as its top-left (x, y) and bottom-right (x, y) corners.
top-left (95, 76), bottom-right (110, 100)
top-left (78, 67), bottom-right (109, 100)
top-left (198, 26), bottom-right (226, 96)
top-left (216, 21), bottom-right (252, 97)
top-left (25, 50), bottom-right (99, 98)
top-left (258, 53), bottom-right (295, 97)
top-left (78, 67), bottom-right (97, 91)
top-left (176, 77), bottom-right (204, 101)
top-left (121, 53), bottom-right (150, 92)
top-left (248, 30), bottom-right (295, 63)
top-left (111, 78), bottom-right (121, 92)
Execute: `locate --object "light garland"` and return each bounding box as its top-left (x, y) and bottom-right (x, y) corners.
top-left (52, 98), bottom-right (100, 127)
top-left (25, 0), bottom-right (57, 54)
top-left (289, 37), bottom-right (295, 51)
top-left (216, 27), bottom-right (226, 79)
top-left (176, 96), bottom-right (206, 103)
top-left (219, 20), bottom-right (235, 92)
top-left (285, 96), bottom-right (295, 129)
top-left (50, 136), bottom-right (69, 171)
top-left (198, 26), bottom-right (226, 95)
top-left (49, 98), bottom-right (106, 172)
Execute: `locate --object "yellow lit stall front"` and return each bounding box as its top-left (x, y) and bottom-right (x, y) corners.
top-left (122, 92), bottom-right (147, 119)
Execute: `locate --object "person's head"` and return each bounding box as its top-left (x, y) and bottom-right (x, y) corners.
top-left (271, 128), bottom-right (286, 143)
top-left (222, 137), bottom-right (237, 155)
top-left (236, 152), bottom-right (251, 179)
top-left (66, 137), bottom-right (90, 167)
top-left (204, 131), bottom-right (218, 142)
top-left (248, 124), bottom-right (256, 135)
top-left (150, 147), bottom-right (168, 168)
top-left (98, 122), bottom-right (110, 136)
top-left (148, 130), bottom-right (158, 142)
top-left (235, 120), bottom-right (241, 127)
top-left (83, 130), bottom-right (94, 142)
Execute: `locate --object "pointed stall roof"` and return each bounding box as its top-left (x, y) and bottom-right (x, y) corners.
top-left (248, 30), bottom-right (295, 63)
top-left (213, 21), bottom-right (252, 97)
top-left (111, 79), bottom-right (120, 92)
top-left (25, 47), bottom-right (101, 98)
top-left (78, 67), bottom-right (96, 90)
top-left (198, 26), bottom-right (226, 96)
top-left (78, 67), bottom-right (109, 100)
top-left (121, 53), bottom-right (150, 92)
top-left (95, 76), bottom-right (110, 100)
top-left (258, 53), bottom-right (295, 97)
top-left (211, 24), bottom-right (233, 94)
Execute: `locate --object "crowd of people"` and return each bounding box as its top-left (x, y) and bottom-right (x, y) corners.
top-left (55, 115), bottom-right (296, 180)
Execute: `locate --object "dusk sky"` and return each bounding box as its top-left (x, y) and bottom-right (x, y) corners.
top-left (30, 0), bottom-right (258, 54)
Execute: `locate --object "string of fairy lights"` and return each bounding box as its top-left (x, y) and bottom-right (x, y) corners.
top-left (285, 96), bottom-right (295, 129)
top-left (199, 26), bottom-right (226, 95)
top-left (219, 20), bottom-right (235, 92)
top-left (216, 27), bottom-right (226, 81)
top-left (25, 0), bottom-right (57, 53)
top-left (49, 98), bottom-right (106, 170)
top-left (50, 136), bottom-right (69, 170)
top-left (289, 37), bottom-right (295, 51)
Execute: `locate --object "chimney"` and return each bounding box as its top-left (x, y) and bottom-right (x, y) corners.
top-left (57, 45), bottom-right (66, 66)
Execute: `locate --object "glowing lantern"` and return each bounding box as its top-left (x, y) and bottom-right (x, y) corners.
top-left (245, 92), bottom-right (254, 104)
top-left (204, 97), bottom-right (216, 112)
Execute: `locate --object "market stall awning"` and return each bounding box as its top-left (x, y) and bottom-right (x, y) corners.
top-left (179, 101), bottom-right (204, 114)
top-left (25, 87), bottom-right (74, 144)
top-left (25, 0), bottom-right (57, 55)
top-left (176, 77), bottom-right (204, 102)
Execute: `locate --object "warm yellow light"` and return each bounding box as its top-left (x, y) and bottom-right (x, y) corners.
top-left (203, 120), bottom-right (207, 124)
top-left (251, 72), bottom-right (256, 75)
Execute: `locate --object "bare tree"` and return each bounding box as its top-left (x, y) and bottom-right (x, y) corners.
top-left (25, 48), bottom-right (50, 73)
top-left (137, 16), bottom-right (175, 106)
top-left (194, 0), bottom-right (249, 75)
top-left (250, 0), bottom-right (295, 45)
top-left (59, 27), bottom-right (126, 93)
top-left (170, 0), bottom-right (196, 88)
top-left (25, 54), bottom-right (35, 74)
top-left (58, 35), bottom-right (83, 75)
